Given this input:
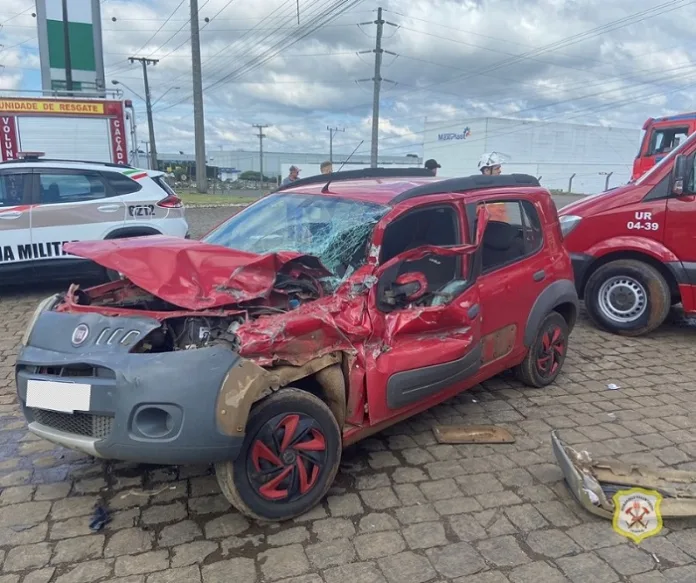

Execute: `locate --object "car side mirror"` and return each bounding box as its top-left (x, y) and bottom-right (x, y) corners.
top-left (672, 154), bottom-right (689, 196)
top-left (383, 272), bottom-right (428, 305)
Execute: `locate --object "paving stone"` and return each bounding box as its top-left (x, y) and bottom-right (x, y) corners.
top-left (201, 558), bottom-right (256, 583)
top-left (0, 501), bottom-right (51, 526)
top-left (187, 495), bottom-right (231, 515)
top-left (556, 553), bottom-right (621, 583)
top-left (114, 551), bottom-right (169, 577)
top-left (51, 535), bottom-right (105, 564)
top-left (354, 531), bottom-right (406, 559)
top-left (22, 568), bottom-right (56, 583)
top-left (170, 541), bottom-right (218, 568)
top-left (312, 518), bottom-right (356, 540)
top-left (306, 540), bottom-right (356, 569)
top-left (566, 523), bottom-right (627, 550)
top-left (474, 510), bottom-right (517, 537)
top-left (105, 528), bottom-right (155, 557)
top-left (50, 498), bottom-right (97, 521)
top-left (203, 514), bottom-right (250, 539)
top-left (402, 521), bottom-right (448, 549)
top-left (258, 544), bottom-right (310, 580)
top-left (525, 529), bottom-right (581, 558)
top-left (0, 522), bottom-right (47, 546)
top-left (394, 504), bottom-right (439, 525)
top-left (448, 513), bottom-right (488, 541)
top-left (596, 544), bottom-right (655, 576)
top-left (0, 485), bottom-right (34, 505)
top-left (358, 513), bottom-right (399, 533)
top-left (508, 561), bottom-right (569, 583)
top-left (49, 517), bottom-right (94, 540)
top-left (639, 535), bottom-right (694, 565)
top-left (327, 493), bottom-right (364, 516)
top-left (455, 473), bottom-right (504, 495)
top-left (433, 496), bottom-right (483, 516)
top-left (368, 451), bottom-right (400, 469)
top-left (394, 485), bottom-right (427, 506)
top-left (360, 487), bottom-right (401, 510)
top-left (158, 521), bottom-right (202, 547)
top-left (426, 542), bottom-right (486, 578)
top-left (323, 562), bottom-right (387, 583)
top-left (140, 502), bottom-right (187, 525)
top-left (476, 535), bottom-right (531, 567)
top-left (145, 565), bottom-right (201, 583)
top-left (452, 573), bottom-right (510, 583)
top-left (53, 559), bottom-right (114, 583)
top-left (267, 526), bottom-right (310, 546)
top-left (420, 478), bottom-right (461, 501)
top-left (476, 491), bottom-right (523, 509)
top-left (3, 542), bottom-right (52, 571)
top-left (378, 551), bottom-right (438, 583)
top-left (504, 504), bottom-right (548, 531)
top-left (534, 502), bottom-right (582, 527)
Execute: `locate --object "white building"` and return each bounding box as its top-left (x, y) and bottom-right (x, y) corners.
top-left (423, 117), bottom-right (641, 195)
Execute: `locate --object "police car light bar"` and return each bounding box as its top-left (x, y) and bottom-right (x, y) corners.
top-left (17, 152), bottom-right (45, 160)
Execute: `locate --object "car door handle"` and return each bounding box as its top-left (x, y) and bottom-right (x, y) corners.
top-left (0, 211), bottom-right (22, 220)
top-left (533, 270), bottom-right (546, 282)
top-left (97, 204), bottom-right (121, 213)
top-left (467, 303), bottom-right (480, 318)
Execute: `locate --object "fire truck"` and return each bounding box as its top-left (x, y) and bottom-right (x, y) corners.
top-left (0, 94), bottom-right (134, 165)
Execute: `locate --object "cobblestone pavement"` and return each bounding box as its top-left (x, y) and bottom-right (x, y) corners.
top-left (2, 202), bottom-right (696, 583)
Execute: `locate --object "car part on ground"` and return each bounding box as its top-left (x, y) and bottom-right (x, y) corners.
top-left (552, 430), bottom-right (696, 519)
top-left (432, 424), bottom-right (515, 444)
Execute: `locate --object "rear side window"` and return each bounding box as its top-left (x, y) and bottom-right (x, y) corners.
top-left (37, 172), bottom-right (108, 205)
top-left (479, 199), bottom-right (543, 272)
top-left (152, 176), bottom-right (176, 196)
top-left (0, 173), bottom-right (28, 207)
top-left (648, 127), bottom-right (689, 156)
top-left (102, 172), bottom-right (143, 195)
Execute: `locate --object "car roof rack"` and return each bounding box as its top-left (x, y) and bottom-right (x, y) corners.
top-left (274, 167), bottom-right (434, 192)
top-left (390, 173), bottom-right (541, 204)
top-left (0, 157), bottom-right (135, 170)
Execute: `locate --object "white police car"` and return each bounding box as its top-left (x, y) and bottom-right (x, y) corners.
top-left (0, 153), bottom-right (189, 283)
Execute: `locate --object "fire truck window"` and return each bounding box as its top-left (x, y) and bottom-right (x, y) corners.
top-left (0, 174), bottom-right (28, 207)
top-left (37, 172), bottom-right (107, 205)
top-left (648, 127), bottom-right (689, 156)
top-left (480, 200), bottom-right (543, 272)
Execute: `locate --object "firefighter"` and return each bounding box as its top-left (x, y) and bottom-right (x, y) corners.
top-left (478, 152), bottom-right (508, 221)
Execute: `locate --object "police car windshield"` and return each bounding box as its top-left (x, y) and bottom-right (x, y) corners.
top-left (203, 192), bottom-right (388, 284)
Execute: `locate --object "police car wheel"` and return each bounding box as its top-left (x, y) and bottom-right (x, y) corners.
top-left (584, 259), bottom-right (670, 336)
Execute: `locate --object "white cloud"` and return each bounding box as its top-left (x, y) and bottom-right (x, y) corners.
top-left (1, 0), bottom-right (696, 157)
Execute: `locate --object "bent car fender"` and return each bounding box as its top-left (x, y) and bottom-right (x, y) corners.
top-left (585, 236), bottom-right (681, 265)
top-left (215, 352), bottom-right (344, 437)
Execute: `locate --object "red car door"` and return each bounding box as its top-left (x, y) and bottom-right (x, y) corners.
top-left (363, 201), bottom-right (486, 427)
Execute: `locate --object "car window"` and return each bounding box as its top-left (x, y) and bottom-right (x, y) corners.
top-left (0, 173), bottom-right (28, 207)
top-left (380, 204), bottom-right (465, 305)
top-left (479, 199), bottom-right (543, 273)
top-left (37, 172), bottom-right (108, 205)
top-left (648, 127), bottom-right (689, 157)
top-left (102, 171), bottom-right (142, 195)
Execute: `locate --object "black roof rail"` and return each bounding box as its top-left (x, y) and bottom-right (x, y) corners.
top-left (0, 158), bottom-right (135, 169)
top-left (390, 173), bottom-right (541, 204)
top-left (274, 167), bottom-right (434, 192)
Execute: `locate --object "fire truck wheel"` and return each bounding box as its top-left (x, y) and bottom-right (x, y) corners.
top-left (584, 259), bottom-right (670, 337)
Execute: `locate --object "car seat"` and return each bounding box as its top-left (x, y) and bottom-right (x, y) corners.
top-left (43, 183), bottom-right (61, 204)
top-left (481, 221), bottom-right (526, 271)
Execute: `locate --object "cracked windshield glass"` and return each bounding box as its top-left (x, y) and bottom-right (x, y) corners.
top-left (203, 192), bottom-right (388, 287)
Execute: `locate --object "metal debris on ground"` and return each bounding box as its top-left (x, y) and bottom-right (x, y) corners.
top-left (551, 430), bottom-right (696, 519)
top-left (607, 383), bottom-right (620, 390)
top-left (433, 424), bottom-right (515, 444)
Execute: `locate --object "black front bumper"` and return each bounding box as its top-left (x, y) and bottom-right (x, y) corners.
top-left (16, 310), bottom-right (244, 466)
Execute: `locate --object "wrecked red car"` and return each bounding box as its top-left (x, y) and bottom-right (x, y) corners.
top-left (15, 168), bottom-right (579, 521)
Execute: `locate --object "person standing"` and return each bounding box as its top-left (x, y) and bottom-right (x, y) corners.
top-left (281, 165), bottom-right (301, 186)
top-left (478, 152), bottom-right (503, 175)
top-left (320, 161), bottom-right (333, 174)
top-left (424, 159), bottom-right (441, 175)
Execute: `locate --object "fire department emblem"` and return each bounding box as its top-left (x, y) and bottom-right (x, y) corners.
top-left (612, 487), bottom-right (663, 543)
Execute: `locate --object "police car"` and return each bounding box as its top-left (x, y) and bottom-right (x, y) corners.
top-left (0, 153), bottom-right (189, 283)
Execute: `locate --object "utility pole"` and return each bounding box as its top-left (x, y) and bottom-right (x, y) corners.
top-left (253, 124), bottom-right (269, 188)
top-left (190, 0), bottom-right (207, 193)
top-left (370, 7), bottom-right (384, 168)
top-left (129, 56), bottom-right (159, 170)
top-left (61, 0), bottom-right (73, 94)
top-left (327, 126), bottom-right (345, 164)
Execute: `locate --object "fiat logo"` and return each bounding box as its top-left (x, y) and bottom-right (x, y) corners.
top-left (71, 324), bottom-right (89, 346)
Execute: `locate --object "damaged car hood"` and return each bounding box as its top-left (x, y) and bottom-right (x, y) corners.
top-left (63, 236), bottom-right (332, 310)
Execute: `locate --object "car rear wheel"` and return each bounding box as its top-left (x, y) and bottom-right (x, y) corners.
top-left (584, 259), bottom-right (670, 336)
top-left (515, 311), bottom-right (569, 388)
top-left (215, 388), bottom-right (342, 522)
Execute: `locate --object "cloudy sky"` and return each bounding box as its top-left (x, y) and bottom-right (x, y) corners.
top-left (1, 0), bottom-right (695, 159)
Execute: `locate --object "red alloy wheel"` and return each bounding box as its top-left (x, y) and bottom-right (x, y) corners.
top-left (535, 326), bottom-right (565, 378)
top-left (246, 413), bottom-right (328, 502)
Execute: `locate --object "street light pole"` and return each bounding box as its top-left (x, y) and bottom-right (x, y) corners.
top-left (129, 57), bottom-right (159, 171)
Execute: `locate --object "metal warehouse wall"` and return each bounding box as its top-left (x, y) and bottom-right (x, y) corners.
top-left (423, 117), bottom-right (641, 194)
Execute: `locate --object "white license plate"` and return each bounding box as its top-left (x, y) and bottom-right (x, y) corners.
top-left (26, 379), bottom-right (91, 413)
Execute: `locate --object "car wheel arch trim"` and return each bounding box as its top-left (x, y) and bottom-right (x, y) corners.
top-left (523, 279), bottom-right (579, 348)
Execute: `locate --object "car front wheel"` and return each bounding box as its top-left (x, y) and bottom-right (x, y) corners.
top-left (583, 259), bottom-right (670, 336)
top-left (215, 388), bottom-right (342, 522)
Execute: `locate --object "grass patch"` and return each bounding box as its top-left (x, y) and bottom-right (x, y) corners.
top-left (179, 192), bottom-right (257, 206)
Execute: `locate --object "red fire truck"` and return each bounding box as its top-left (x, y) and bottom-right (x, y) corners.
top-left (0, 95), bottom-right (133, 165)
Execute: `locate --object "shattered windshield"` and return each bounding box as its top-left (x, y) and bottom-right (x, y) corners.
top-left (203, 192), bottom-right (388, 285)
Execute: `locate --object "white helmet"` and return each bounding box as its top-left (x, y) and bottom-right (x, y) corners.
top-left (478, 152), bottom-right (503, 170)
